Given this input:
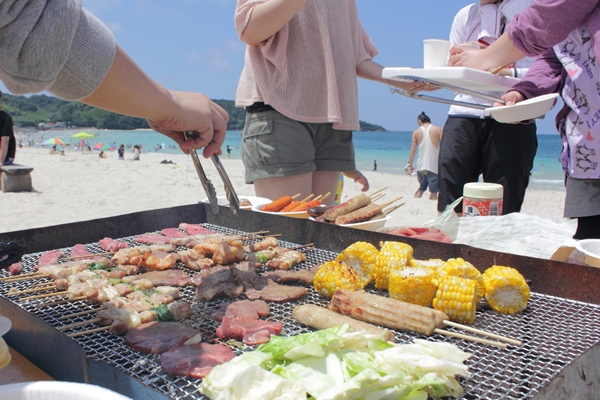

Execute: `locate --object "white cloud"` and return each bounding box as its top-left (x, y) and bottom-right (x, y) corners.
top-left (208, 47), bottom-right (233, 71)
top-left (226, 39), bottom-right (244, 54)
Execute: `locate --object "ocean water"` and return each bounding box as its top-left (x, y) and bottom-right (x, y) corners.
top-left (25, 129), bottom-right (565, 190)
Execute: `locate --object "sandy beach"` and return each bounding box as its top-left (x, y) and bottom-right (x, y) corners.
top-left (0, 146), bottom-right (568, 234)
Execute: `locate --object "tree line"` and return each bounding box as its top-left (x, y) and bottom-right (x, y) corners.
top-left (2, 93), bottom-right (387, 132)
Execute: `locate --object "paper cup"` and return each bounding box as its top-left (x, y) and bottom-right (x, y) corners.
top-left (423, 39), bottom-right (450, 69)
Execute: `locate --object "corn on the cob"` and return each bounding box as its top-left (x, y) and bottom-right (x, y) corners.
top-left (437, 258), bottom-right (485, 302)
top-left (482, 265), bottom-right (530, 314)
top-left (410, 258), bottom-right (446, 270)
top-left (313, 260), bottom-right (364, 298)
top-left (388, 266), bottom-right (437, 307)
top-left (374, 241), bottom-right (414, 291)
top-left (433, 275), bottom-right (478, 324)
top-left (336, 242), bottom-right (379, 285)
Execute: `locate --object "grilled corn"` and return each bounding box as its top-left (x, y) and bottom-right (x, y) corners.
top-left (313, 260), bottom-right (364, 298)
top-left (433, 275), bottom-right (478, 324)
top-left (410, 258), bottom-right (446, 270)
top-left (388, 266), bottom-right (437, 307)
top-left (482, 265), bottom-right (530, 314)
top-left (336, 242), bottom-right (379, 285)
top-left (437, 258), bottom-right (485, 302)
top-left (374, 241), bottom-right (414, 291)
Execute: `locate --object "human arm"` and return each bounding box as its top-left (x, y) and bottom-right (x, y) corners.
top-left (0, 136), bottom-right (8, 164)
top-left (82, 46), bottom-right (228, 157)
top-left (407, 131), bottom-right (419, 174)
top-left (356, 60), bottom-right (435, 94)
top-left (343, 170), bottom-right (369, 192)
top-left (236, 0), bottom-right (308, 46)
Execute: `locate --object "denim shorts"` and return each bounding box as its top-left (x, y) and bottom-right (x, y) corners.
top-left (241, 108), bottom-right (355, 184)
top-left (417, 170), bottom-right (439, 192)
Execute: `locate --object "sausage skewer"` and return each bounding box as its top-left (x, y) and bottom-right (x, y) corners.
top-left (330, 289), bottom-right (521, 348)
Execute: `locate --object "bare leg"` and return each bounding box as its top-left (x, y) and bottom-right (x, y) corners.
top-left (254, 173), bottom-right (313, 201)
top-left (312, 171), bottom-right (342, 206)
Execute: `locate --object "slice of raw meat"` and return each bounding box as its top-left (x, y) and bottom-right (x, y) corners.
top-left (160, 343), bottom-right (235, 378)
top-left (178, 223), bottom-right (216, 236)
top-left (211, 300), bottom-right (270, 322)
top-left (245, 279), bottom-right (308, 302)
top-left (35, 249), bottom-right (65, 269)
top-left (99, 237), bottom-right (129, 252)
top-left (161, 228), bottom-right (187, 238)
top-left (216, 316), bottom-right (282, 345)
top-left (134, 233), bottom-right (171, 244)
top-left (126, 321), bottom-right (200, 354)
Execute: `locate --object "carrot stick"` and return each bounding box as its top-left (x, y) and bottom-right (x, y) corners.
top-left (290, 199), bottom-right (322, 212)
top-left (280, 201), bottom-right (301, 212)
top-left (261, 193), bottom-right (301, 212)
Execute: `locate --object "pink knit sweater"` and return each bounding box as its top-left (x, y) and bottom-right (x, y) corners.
top-left (234, 0), bottom-right (377, 130)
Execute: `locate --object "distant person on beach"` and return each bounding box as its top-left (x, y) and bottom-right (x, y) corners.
top-left (450, 0), bottom-right (600, 239)
top-left (373, 160), bottom-right (377, 171)
top-left (132, 145), bottom-right (140, 161)
top-left (226, 145), bottom-right (232, 159)
top-left (118, 144), bottom-right (125, 160)
top-left (436, 0), bottom-right (537, 215)
top-left (0, 0), bottom-right (228, 157)
top-left (407, 112), bottom-right (442, 200)
top-left (234, 0), bottom-right (430, 204)
top-left (99, 151), bottom-right (106, 158)
top-left (0, 91), bottom-right (15, 165)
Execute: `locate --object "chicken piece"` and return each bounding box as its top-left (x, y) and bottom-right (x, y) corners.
top-left (212, 240), bottom-right (246, 265)
top-left (265, 251), bottom-right (307, 270)
top-left (244, 237), bottom-right (279, 253)
top-left (177, 248), bottom-right (214, 271)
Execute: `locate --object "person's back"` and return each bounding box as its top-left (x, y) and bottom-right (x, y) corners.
top-left (408, 112), bottom-right (440, 200)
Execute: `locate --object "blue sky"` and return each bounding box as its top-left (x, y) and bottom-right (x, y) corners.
top-left (5, 0), bottom-right (560, 134)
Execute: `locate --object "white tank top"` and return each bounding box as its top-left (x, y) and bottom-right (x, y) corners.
top-left (416, 125), bottom-right (439, 174)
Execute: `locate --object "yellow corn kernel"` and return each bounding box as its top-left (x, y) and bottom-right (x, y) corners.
top-left (482, 265), bottom-right (530, 314)
top-left (410, 258), bottom-right (446, 271)
top-left (374, 241), bottom-right (414, 291)
top-left (437, 258), bottom-right (485, 302)
top-left (389, 267), bottom-right (437, 307)
top-left (313, 260), bottom-right (364, 298)
top-left (336, 242), bottom-right (379, 285)
top-left (433, 275), bottom-right (478, 324)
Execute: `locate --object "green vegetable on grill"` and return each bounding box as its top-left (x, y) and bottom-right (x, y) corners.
top-left (151, 303), bottom-right (174, 322)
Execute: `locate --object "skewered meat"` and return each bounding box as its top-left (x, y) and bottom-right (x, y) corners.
top-left (7, 262), bottom-right (22, 275)
top-left (111, 245), bottom-right (174, 265)
top-left (134, 233), bottom-right (173, 244)
top-left (245, 237), bottom-right (278, 253)
top-left (177, 248), bottom-right (214, 271)
top-left (178, 223), bottom-right (216, 236)
top-left (99, 237), bottom-right (129, 252)
top-left (97, 308), bottom-right (143, 335)
top-left (293, 304), bottom-right (395, 342)
top-left (159, 343), bottom-right (234, 379)
top-left (126, 321), bottom-right (201, 354)
top-left (38, 258), bottom-right (113, 280)
top-left (262, 269), bottom-right (316, 285)
top-left (329, 289), bottom-right (447, 336)
top-left (193, 237), bottom-right (244, 257)
top-left (212, 240), bottom-right (246, 265)
top-left (245, 246), bottom-right (290, 263)
top-left (245, 279), bottom-right (307, 302)
top-left (323, 194), bottom-right (371, 221)
top-left (265, 251), bottom-right (306, 270)
top-left (161, 228), bottom-right (187, 238)
top-left (169, 233), bottom-right (227, 247)
top-left (122, 270), bottom-right (192, 287)
top-left (216, 316), bottom-right (283, 345)
top-left (193, 266), bottom-right (243, 301)
top-left (334, 203), bottom-right (382, 225)
top-left (129, 251), bottom-right (178, 271)
top-left (211, 300), bottom-right (270, 322)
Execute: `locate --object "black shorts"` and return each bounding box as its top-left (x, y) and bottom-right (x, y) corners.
top-left (438, 116), bottom-right (537, 214)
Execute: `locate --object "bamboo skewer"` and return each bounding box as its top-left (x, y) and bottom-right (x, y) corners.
top-left (371, 193), bottom-right (385, 203)
top-left (240, 231), bottom-right (270, 236)
top-left (58, 318), bottom-right (102, 331)
top-left (0, 272), bottom-right (43, 281)
top-left (383, 202), bottom-right (406, 216)
top-left (35, 296), bottom-right (86, 308)
top-left (490, 63), bottom-right (512, 75)
top-left (292, 243), bottom-right (315, 251)
top-left (443, 321), bottom-right (522, 346)
top-left (7, 285), bottom-right (56, 296)
top-left (380, 196), bottom-right (403, 208)
top-left (299, 194), bottom-right (315, 203)
top-left (1, 273), bottom-right (45, 283)
top-left (61, 252), bottom-right (114, 261)
top-left (368, 187), bottom-right (387, 197)
top-left (20, 291), bottom-right (68, 301)
top-left (319, 192), bottom-right (331, 202)
top-left (68, 326), bottom-right (110, 338)
top-left (60, 309), bottom-right (99, 320)
top-left (433, 328), bottom-right (507, 348)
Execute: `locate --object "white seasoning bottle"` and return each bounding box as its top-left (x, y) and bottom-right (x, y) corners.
top-left (462, 182), bottom-right (503, 217)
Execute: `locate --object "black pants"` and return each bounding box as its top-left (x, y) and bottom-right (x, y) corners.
top-left (438, 117), bottom-right (538, 214)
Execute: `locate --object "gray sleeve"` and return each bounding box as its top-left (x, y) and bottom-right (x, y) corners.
top-left (0, 0), bottom-right (116, 100)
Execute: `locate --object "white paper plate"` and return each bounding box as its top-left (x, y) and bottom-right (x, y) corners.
top-left (310, 215), bottom-right (391, 231)
top-left (0, 382), bottom-right (131, 400)
top-left (575, 239), bottom-right (600, 268)
top-left (486, 93), bottom-right (559, 123)
top-left (0, 316), bottom-right (11, 336)
top-left (253, 203), bottom-right (309, 219)
top-left (200, 196), bottom-right (271, 210)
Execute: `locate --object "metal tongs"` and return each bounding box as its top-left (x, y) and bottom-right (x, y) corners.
top-left (183, 131), bottom-right (240, 215)
top-left (388, 75), bottom-right (505, 109)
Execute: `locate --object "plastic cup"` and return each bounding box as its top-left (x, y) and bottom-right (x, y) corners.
top-left (423, 39), bottom-right (451, 69)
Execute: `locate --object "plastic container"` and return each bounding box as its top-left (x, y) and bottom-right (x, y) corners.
top-left (462, 182), bottom-right (503, 217)
top-left (0, 336), bottom-right (11, 370)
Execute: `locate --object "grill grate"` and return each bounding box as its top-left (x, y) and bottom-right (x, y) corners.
top-left (2, 223), bottom-right (600, 400)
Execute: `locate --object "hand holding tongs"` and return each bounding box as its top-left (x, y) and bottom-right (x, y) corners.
top-left (183, 131), bottom-right (240, 215)
top-left (388, 76), bottom-right (506, 110)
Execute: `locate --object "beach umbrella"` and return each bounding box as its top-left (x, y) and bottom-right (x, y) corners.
top-left (44, 138), bottom-right (65, 145)
top-left (70, 132), bottom-right (96, 139)
top-left (93, 142), bottom-right (117, 151)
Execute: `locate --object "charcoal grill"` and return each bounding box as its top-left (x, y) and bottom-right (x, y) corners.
top-left (2, 203), bottom-right (600, 400)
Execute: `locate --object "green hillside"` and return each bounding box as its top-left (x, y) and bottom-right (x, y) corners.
top-left (2, 93), bottom-right (386, 131)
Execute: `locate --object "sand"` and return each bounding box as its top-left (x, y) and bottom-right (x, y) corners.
top-left (0, 146), bottom-right (568, 234)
